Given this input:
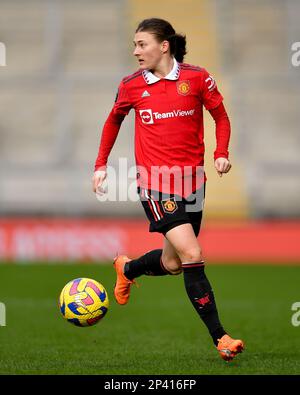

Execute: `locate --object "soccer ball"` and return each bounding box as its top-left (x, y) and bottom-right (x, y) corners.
top-left (59, 278), bottom-right (109, 327)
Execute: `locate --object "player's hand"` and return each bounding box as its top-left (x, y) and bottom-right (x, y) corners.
top-left (214, 157), bottom-right (232, 177)
top-left (92, 170), bottom-right (107, 196)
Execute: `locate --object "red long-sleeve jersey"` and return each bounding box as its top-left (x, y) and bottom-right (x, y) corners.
top-left (95, 61), bottom-right (231, 197)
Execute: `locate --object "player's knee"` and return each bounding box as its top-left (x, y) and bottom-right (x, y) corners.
top-left (167, 267), bottom-right (182, 275)
top-left (178, 246), bottom-right (202, 263)
top-left (163, 258), bottom-right (182, 275)
top-left (173, 268), bottom-right (182, 275)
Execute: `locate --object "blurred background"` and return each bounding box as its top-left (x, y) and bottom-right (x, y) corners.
top-left (0, 0), bottom-right (300, 263)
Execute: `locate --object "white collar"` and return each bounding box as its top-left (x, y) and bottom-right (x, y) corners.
top-left (142, 58), bottom-right (180, 85)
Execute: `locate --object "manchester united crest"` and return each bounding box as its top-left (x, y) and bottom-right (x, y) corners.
top-left (177, 80), bottom-right (191, 96)
top-left (162, 198), bottom-right (178, 214)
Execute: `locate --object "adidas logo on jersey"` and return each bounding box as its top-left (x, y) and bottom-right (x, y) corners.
top-left (141, 90), bottom-right (150, 97)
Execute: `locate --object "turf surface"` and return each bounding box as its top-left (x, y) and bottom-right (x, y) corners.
top-left (0, 264), bottom-right (299, 375)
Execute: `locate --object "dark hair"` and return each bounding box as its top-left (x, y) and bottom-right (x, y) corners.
top-left (136, 18), bottom-right (187, 63)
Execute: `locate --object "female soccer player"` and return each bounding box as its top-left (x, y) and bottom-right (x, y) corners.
top-left (93, 18), bottom-right (244, 361)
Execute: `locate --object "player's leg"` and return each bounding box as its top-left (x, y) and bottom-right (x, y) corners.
top-left (114, 227), bottom-right (188, 306)
top-left (114, 236), bottom-right (182, 305)
top-left (161, 238), bottom-right (182, 275)
top-left (113, 188), bottom-right (186, 305)
top-left (165, 222), bottom-right (244, 360)
top-left (165, 223), bottom-right (227, 344)
top-left (124, 237), bottom-right (182, 280)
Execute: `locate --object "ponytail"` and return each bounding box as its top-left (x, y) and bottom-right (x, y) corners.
top-left (168, 33), bottom-right (187, 63)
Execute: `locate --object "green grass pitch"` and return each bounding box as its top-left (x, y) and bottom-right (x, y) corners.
top-left (0, 263), bottom-right (299, 375)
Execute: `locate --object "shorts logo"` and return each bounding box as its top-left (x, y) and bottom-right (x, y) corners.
top-left (177, 80), bottom-right (190, 96)
top-left (162, 198), bottom-right (178, 214)
top-left (139, 109), bottom-right (154, 124)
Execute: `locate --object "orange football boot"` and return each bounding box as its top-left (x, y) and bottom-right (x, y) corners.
top-left (217, 334), bottom-right (245, 361)
top-left (113, 255), bottom-right (136, 305)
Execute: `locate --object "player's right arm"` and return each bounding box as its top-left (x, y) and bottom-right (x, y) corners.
top-left (93, 81), bottom-right (132, 193)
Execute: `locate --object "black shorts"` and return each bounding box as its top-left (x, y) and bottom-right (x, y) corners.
top-left (138, 184), bottom-right (205, 237)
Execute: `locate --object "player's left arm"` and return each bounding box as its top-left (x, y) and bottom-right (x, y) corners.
top-left (200, 69), bottom-right (231, 177)
top-left (209, 102), bottom-right (231, 177)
